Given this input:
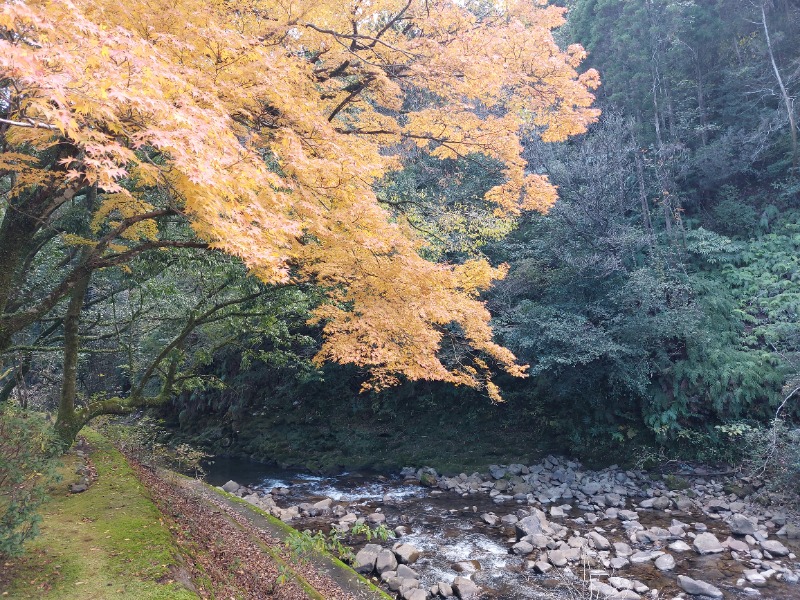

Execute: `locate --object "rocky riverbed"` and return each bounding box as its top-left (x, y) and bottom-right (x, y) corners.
top-left (209, 456), bottom-right (800, 599)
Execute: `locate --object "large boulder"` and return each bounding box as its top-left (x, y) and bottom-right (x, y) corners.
top-left (677, 575), bottom-right (723, 598)
top-left (354, 543), bottom-right (382, 574)
top-left (221, 480), bottom-right (241, 494)
top-left (376, 548), bottom-right (398, 574)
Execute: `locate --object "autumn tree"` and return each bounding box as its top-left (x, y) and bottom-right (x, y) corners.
top-left (0, 0), bottom-right (598, 438)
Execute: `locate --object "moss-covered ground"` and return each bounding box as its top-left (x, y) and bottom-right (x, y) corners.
top-left (1, 429), bottom-right (197, 599)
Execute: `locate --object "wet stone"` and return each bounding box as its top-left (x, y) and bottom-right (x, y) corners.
top-left (548, 549), bottom-right (568, 567)
top-left (654, 553), bottom-right (676, 571)
top-left (693, 532), bottom-right (724, 555)
top-left (730, 513), bottom-right (758, 536)
top-left (760, 540), bottom-right (790, 556)
top-left (677, 575), bottom-right (723, 598)
top-left (394, 543), bottom-right (421, 564)
top-left (452, 576), bottom-right (480, 600)
top-left (397, 564), bottom-right (420, 579)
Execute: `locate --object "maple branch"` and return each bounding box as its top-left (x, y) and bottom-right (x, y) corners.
top-left (92, 241), bottom-right (210, 269)
top-left (0, 117), bottom-right (59, 130)
top-left (303, 22), bottom-right (417, 58)
top-left (328, 77), bottom-right (374, 121)
top-left (369, 0), bottom-right (413, 48)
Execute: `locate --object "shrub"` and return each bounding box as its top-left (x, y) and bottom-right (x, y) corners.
top-left (97, 416), bottom-right (209, 477)
top-left (0, 410), bottom-right (58, 558)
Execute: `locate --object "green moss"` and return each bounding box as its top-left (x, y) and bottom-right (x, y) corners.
top-left (663, 474), bottom-right (691, 491)
top-left (3, 429), bottom-right (197, 599)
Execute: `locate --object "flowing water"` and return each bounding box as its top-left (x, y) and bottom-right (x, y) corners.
top-left (206, 459), bottom-right (800, 599)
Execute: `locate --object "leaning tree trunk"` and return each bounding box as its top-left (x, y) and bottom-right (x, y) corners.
top-left (762, 1), bottom-right (799, 170)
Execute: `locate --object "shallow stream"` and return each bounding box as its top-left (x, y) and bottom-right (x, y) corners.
top-left (206, 459), bottom-right (800, 599)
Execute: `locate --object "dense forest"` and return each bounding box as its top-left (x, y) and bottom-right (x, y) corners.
top-left (1, 0), bottom-right (798, 465)
top-left (1, 0), bottom-right (800, 586)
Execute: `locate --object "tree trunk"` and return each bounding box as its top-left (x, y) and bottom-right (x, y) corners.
top-left (762, 1), bottom-right (799, 170)
top-left (55, 269), bottom-right (91, 448)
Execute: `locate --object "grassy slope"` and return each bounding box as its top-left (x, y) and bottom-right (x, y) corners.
top-left (2, 429), bottom-right (196, 600)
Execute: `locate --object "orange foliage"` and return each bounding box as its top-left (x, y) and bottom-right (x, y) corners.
top-left (0, 0), bottom-right (599, 396)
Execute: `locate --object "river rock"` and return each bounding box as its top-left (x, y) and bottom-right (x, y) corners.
top-left (723, 536), bottom-right (749, 553)
top-left (609, 576), bottom-right (635, 590)
top-left (581, 481), bottom-right (603, 496)
top-left (588, 531), bottom-right (611, 550)
top-left (677, 575), bottom-right (723, 598)
top-left (489, 465), bottom-right (507, 479)
top-left (367, 511), bottom-right (386, 524)
top-left (618, 510), bottom-right (639, 521)
top-left (481, 512), bottom-right (499, 526)
top-left (452, 576), bottom-right (480, 599)
top-left (777, 523), bottom-right (800, 539)
top-left (404, 589), bottom-right (426, 600)
top-left (399, 579), bottom-right (421, 599)
top-left (533, 560), bottom-right (552, 574)
top-left (339, 512), bottom-right (357, 525)
top-left (397, 564), bottom-right (420, 579)
top-left (609, 557), bottom-right (629, 569)
top-left (355, 543), bottom-right (382, 573)
top-left (512, 541), bottom-right (534, 555)
top-left (651, 496), bottom-right (672, 510)
top-left (654, 553), bottom-right (676, 571)
top-left (452, 560), bottom-right (481, 574)
top-left (394, 543), bottom-right (421, 564)
top-left (630, 550), bottom-right (661, 564)
top-left (590, 581), bottom-right (618, 597)
top-left (669, 540), bottom-right (691, 552)
top-left (614, 542), bottom-right (633, 556)
top-left (693, 532), bottom-right (724, 554)
top-left (221, 480), bottom-right (241, 493)
top-left (313, 497), bottom-right (332, 509)
top-left (612, 589), bottom-right (642, 599)
top-left (548, 549), bottom-right (568, 567)
top-left (436, 582), bottom-right (453, 597)
top-left (760, 539), bottom-right (790, 556)
top-left (515, 512), bottom-right (548, 539)
top-left (385, 576), bottom-right (403, 591)
top-left (501, 514), bottom-right (519, 525)
top-left (376, 548), bottom-right (398, 573)
top-left (744, 569), bottom-right (767, 586)
top-left (527, 533), bottom-right (551, 549)
top-left (730, 514), bottom-right (758, 536)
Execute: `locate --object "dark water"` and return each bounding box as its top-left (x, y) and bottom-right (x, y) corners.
top-left (206, 459), bottom-right (800, 600)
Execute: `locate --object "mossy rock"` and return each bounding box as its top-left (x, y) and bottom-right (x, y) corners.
top-left (419, 472), bottom-right (437, 487)
top-left (664, 474), bottom-right (691, 491)
top-left (724, 483), bottom-right (755, 498)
